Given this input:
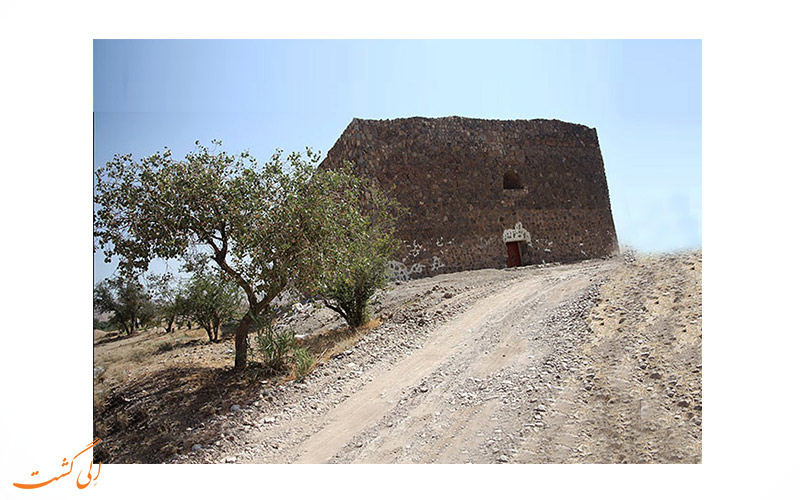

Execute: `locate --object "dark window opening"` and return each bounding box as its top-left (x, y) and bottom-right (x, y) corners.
top-left (503, 169), bottom-right (523, 190)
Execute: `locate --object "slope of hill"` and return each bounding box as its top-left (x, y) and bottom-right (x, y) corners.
top-left (94, 250), bottom-right (701, 464)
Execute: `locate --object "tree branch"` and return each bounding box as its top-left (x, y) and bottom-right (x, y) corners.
top-left (213, 253), bottom-right (256, 306)
top-left (322, 299), bottom-right (347, 319)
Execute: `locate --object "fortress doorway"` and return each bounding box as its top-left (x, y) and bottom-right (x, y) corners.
top-left (503, 222), bottom-right (530, 268)
top-left (506, 241), bottom-right (521, 268)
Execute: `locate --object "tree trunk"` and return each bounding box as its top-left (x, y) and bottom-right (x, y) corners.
top-left (213, 314), bottom-right (220, 342)
top-left (233, 313), bottom-right (254, 372)
top-left (205, 326), bottom-right (213, 343)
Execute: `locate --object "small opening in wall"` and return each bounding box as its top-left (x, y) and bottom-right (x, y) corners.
top-left (503, 169), bottom-right (523, 190)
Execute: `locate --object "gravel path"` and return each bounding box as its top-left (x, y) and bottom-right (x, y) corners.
top-left (173, 250), bottom-right (701, 464)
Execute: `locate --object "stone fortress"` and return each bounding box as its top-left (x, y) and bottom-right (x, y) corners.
top-left (320, 116), bottom-right (618, 280)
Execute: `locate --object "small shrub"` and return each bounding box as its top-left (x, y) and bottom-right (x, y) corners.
top-left (293, 347), bottom-right (314, 380)
top-left (253, 320), bottom-right (297, 374)
top-left (322, 268), bottom-right (380, 329)
top-left (154, 340), bottom-right (175, 354)
top-left (129, 348), bottom-right (147, 363)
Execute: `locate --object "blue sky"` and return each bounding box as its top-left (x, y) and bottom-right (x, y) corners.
top-left (94, 39), bottom-right (701, 283)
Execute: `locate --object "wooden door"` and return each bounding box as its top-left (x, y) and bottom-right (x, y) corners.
top-left (506, 241), bottom-right (521, 268)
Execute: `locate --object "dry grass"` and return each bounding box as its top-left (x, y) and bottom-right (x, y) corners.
top-left (94, 363), bottom-right (261, 463)
top-left (93, 325), bottom-right (244, 462)
top-left (300, 318), bottom-right (382, 367)
top-left (92, 315), bottom-right (384, 463)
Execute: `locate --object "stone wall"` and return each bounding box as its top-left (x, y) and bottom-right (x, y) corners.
top-left (319, 116), bottom-right (618, 279)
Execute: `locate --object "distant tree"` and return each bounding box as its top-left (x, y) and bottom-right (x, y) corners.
top-left (94, 141), bottom-right (379, 370)
top-left (182, 268), bottom-right (242, 342)
top-left (174, 293), bottom-right (193, 330)
top-left (93, 277), bottom-right (155, 336)
top-left (145, 272), bottom-right (182, 333)
top-left (318, 182), bottom-right (400, 329)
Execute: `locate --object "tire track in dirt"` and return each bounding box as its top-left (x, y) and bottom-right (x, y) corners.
top-left (293, 273), bottom-right (567, 463)
top-left (172, 253), bottom-right (699, 464)
top-left (295, 266), bottom-right (607, 463)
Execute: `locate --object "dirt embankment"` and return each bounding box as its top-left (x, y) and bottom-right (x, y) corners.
top-left (95, 250), bottom-right (701, 464)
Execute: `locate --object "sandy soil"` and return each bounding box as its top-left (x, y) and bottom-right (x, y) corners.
top-left (159, 250), bottom-right (701, 464)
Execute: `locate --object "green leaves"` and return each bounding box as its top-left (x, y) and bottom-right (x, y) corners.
top-left (93, 277), bottom-right (155, 335)
top-left (94, 141), bottom-right (399, 369)
top-left (252, 313), bottom-right (298, 374)
top-left (180, 268), bottom-right (242, 342)
top-left (316, 165), bottom-right (402, 329)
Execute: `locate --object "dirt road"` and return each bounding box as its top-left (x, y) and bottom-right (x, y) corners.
top-left (174, 250), bottom-right (700, 464)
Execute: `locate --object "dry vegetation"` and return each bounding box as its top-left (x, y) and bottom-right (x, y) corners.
top-left (93, 316), bottom-right (383, 463)
top-left (94, 252), bottom-right (701, 464)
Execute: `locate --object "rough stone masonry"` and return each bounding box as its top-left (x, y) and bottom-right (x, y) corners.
top-left (320, 116), bottom-right (618, 279)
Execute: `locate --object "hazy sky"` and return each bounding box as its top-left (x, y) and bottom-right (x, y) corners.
top-left (94, 39), bottom-right (701, 283)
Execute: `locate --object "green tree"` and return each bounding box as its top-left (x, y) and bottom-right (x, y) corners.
top-left (318, 182), bottom-right (400, 329)
top-left (94, 141), bottom-right (378, 371)
top-left (93, 277), bottom-right (155, 336)
top-left (182, 269), bottom-right (242, 342)
top-left (145, 272), bottom-right (182, 333)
